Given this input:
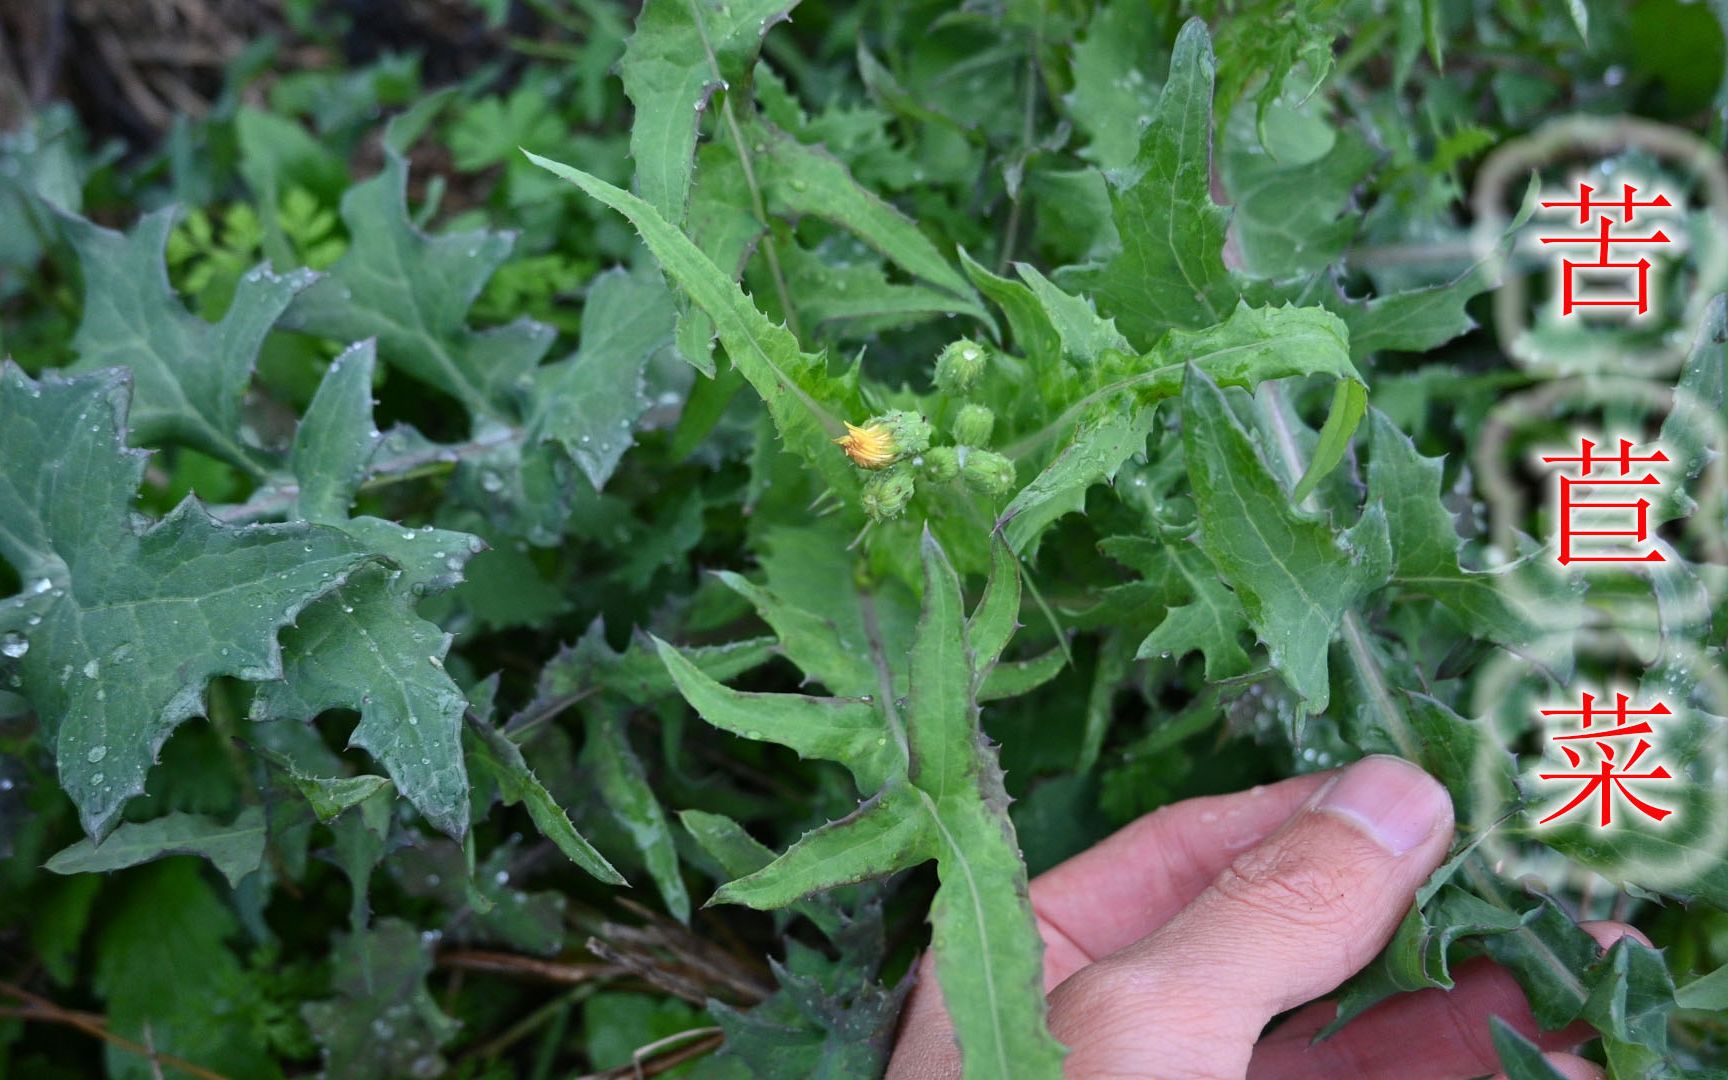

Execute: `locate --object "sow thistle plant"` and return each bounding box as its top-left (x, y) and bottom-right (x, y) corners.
top-left (0, 1), bottom-right (1725, 1078)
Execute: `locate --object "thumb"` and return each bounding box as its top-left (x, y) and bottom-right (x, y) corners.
top-left (1047, 755), bottom-right (1454, 1078)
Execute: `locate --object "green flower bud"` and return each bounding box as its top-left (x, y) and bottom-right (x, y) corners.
top-left (961, 449), bottom-right (1017, 497)
top-left (873, 409), bottom-right (931, 456)
top-left (934, 338), bottom-right (988, 393)
top-left (953, 403), bottom-right (995, 447)
top-left (861, 467), bottom-right (917, 521)
top-left (921, 445), bottom-right (960, 482)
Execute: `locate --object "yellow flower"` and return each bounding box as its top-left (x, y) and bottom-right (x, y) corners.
top-left (834, 421), bottom-right (896, 469)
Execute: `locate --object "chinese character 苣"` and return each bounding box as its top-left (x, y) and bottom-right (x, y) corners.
top-left (1540, 436), bottom-right (1669, 566)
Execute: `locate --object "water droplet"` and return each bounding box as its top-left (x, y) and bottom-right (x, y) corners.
top-left (86, 745), bottom-right (107, 764)
top-left (32, 578), bottom-right (52, 594)
top-left (0, 633), bottom-right (28, 659)
top-left (82, 659), bottom-right (99, 679)
top-left (91, 772), bottom-right (104, 785)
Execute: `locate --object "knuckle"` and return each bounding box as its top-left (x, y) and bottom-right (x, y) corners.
top-left (1207, 843), bottom-right (1363, 930)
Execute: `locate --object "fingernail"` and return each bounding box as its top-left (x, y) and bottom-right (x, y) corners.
top-left (1316, 755), bottom-right (1451, 855)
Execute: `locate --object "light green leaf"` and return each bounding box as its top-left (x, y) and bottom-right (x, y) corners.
top-left (965, 535), bottom-right (1023, 674)
top-left (976, 648), bottom-right (1066, 702)
top-left (1002, 302), bottom-right (1359, 555)
top-left (46, 807), bottom-right (267, 887)
top-left (656, 636), bottom-right (897, 791)
top-left (1013, 263), bottom-right (1129, 364)
top-left (1001, 406), bottom-right (1155, 556)
top-left (0, 365), bottom-right (375, 839)
top-left (1291, 378), bottom-right (1366, 504)
top-left (62, 208), bottom-right (313, 475)
top-left (1181, 366), bottom-right (1391, 713)
top-left (281, 150), bottom-right (554, 419)
top-left (712, 789), bottom-right (927, 908)
top-left (959, 249), bottom-right (1061, 366)
top-left (526, 150), bottom-right (863, 497)
top-left (619, 0), bottom-right (797, 224)
top-left (755, 121), bottom-right (985, 317)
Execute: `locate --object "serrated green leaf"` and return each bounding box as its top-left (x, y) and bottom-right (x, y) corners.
top-left (528, 266), bottom-right (676, 490)
top-left (666, 528), bottom-right (1064, 1078)
top-left (1365, 409), bottom-right (1551, 648)
top-left (976, 647), bottom-right (1066, 702)
top-left (965, 535), bottom-right (1022, 674)
top-left (959, 249), bottom-right (1061, 365)
top-left (1001, 406), bottom-right (1155, 556)
top-left (1002, 302), bottom-right (1359, 555)
top-left (1013, 263), bottom-right (1128, 364)
top-left (250, 568), bottom-right (471, 837)
top-left (910, 534), bottom-right (1062, 1080)
top-left (47, 807), bottom-right (267, 887)
top-left (0, 365), bottom-right (376, 838)
top-left (1132, 542), bottom-right (1253, 680)
top-left (1489, 1016), bottom-right (1572, 1080)
top-left (755, 120), bottom-right (986, 320)
top-left (465, 711), bottom-right (624, 883)
top-left (281, 150), bottom-right (554, 418)
top-left (526, 150), bottom-right (864, 497)
top-left (713, 790), bottom-right (928, 908)
top-left (657, 637), bottom-right (896, 791)
top-left (619, 0), bottom-right (796, 224)
top-left (253, 342), bottom-right (481, 837)
top-left (62, 208), bottom-right (313, 475)
top-left (92, 861), bottom-right (274, 1078)
top-left (585, 709), bottom-right (691, 922)
top-left (1066, 19), bottom-right (1236, 348)
top-left (303, 918), bottom-right (460, 1080)
top-left (1180, 365), bottom-right (1391, 712)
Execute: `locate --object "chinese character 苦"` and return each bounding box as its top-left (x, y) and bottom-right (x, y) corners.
top-left (1538, 182), bottom-right (1675, 317)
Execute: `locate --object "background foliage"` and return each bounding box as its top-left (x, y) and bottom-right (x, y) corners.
top-left (2, 0), bottom-right (1728, 1076)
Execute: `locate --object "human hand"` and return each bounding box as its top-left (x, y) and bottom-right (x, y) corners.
top-left (888, 755), bottom-right (1642, 1080)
